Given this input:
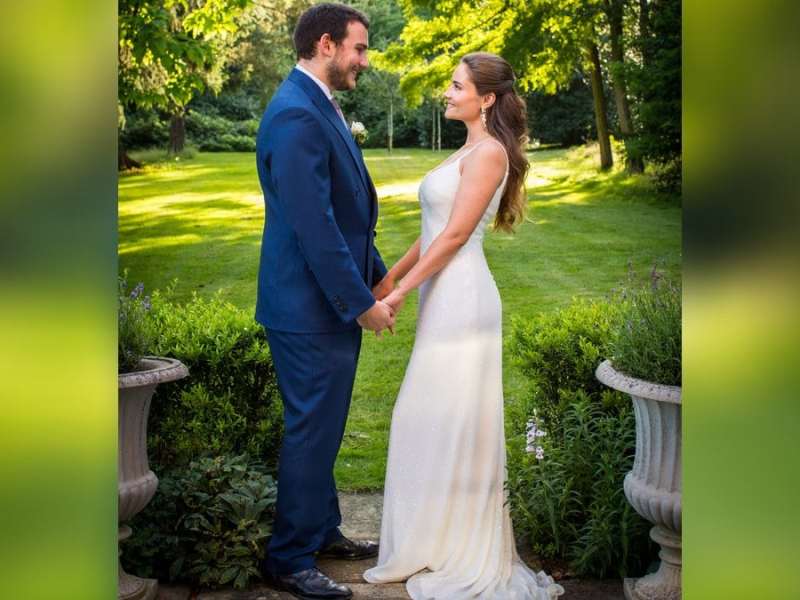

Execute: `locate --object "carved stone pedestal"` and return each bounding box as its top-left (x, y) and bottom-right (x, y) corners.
top-left (119, 357), bottom-right (188, 600)
top-left (596, 360), bottom-right (681, 600)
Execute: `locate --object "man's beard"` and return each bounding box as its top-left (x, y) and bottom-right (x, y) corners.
top-left (327, 59), bottom-right (358, 91)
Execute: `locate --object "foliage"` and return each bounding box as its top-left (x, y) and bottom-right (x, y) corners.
top-left (527, 77), bottom-right (596, 146)
top-left (506, 394), bottom-right (653, 577)
top-left (609, 268), bottom-right (682, 386)
top-left (120, 110), bottom-right (171, 149)
top-left (118, 272), bottom-right (156, 373)
top-left (121, 453), bottom-right (276, 589)
top-left (509, 297), bottom-right (626, 426)
top-left (118, 0), bottom-right (251, 113)
top-left (146, 286), bottom-right (283, 472)
top-left (377, 0), bottom-right (602, 104)
top-left (185, 110), bottom-right (258, 151)
top-left (627, 0), bottom-right (682, 191)
top-left (507, 294), bottom-right (655, 576)
top-left (220, 0), bottom-right (311, 110)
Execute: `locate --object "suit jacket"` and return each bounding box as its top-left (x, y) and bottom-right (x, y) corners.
top-left (255, 68), bottom-right (388, 332)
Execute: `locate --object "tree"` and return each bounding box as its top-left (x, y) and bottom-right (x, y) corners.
top-left (587, 42), bottom-right (613, 169)
top-left (118, 0), bottom-right (250, 167)
top-left (220, 0), bottom-right (312, 112)
top-left (603, 0), bottom-right (644, 172)
top-left (627, 0), bottom-right (681, 190)
top-left (377, 0), bottom-right (616, 168)
top-left (341, 0), bottom-right (406, 152)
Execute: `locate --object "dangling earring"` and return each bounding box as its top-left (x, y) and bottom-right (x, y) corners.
top-left (480, 107), bottom-right (488, 130)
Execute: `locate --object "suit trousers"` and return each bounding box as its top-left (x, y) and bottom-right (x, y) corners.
top-left (263, 326), bottom-right (363, 575)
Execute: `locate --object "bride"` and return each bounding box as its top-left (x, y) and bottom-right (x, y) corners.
top-left (362, 52), bottom-right (565, 600)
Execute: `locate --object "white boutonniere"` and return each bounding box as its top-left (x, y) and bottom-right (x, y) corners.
top-left (350, 121), bottom-right (368, 145)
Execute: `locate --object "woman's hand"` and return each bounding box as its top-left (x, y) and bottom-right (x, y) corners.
top-left (372, 274), bottom-right (396, 301)
top-left (383, 288), bottom-right (407, 315)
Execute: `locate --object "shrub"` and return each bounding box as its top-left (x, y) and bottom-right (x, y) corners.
top-left (118, 273), bottom-right (156, 373)
top-left (147, 287), bottom-right (283, 473)
top-left (507, 295), bottom-right (655, 577)
top-left (121, 454), bottom-right (276, 590)
top-left (120, 110), bottom-right (170, 149)
top-left (609, 270), bottom-right (681, 385)
top-left (507, 394), bottom-right (652, 578)
top-left (508, 297), bottom-right (627, 427)
top-left (185, 110), bottom-right (258, 151)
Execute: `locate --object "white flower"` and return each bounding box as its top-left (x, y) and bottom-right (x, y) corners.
top-left (525, 413), bottom-right (546, 459)
top-left (350, 121), bottom-right (366, 135)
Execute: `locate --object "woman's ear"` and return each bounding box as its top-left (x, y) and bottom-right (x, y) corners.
top-left (482, 93), bottom-right (497, 110)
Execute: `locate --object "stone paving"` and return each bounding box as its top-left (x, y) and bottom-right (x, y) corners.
top-left (156, 492), bottom-right (624, 600)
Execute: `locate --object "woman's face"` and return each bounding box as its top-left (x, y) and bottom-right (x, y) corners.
top-left (443, 62), bottom-right (482, 122)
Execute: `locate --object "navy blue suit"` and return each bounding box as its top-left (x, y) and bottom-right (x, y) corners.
top-left (254, 68), bottom-right (387, 575)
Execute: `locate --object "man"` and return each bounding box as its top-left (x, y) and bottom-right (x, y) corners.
top-left (254, 3), bottom-right (394, 599)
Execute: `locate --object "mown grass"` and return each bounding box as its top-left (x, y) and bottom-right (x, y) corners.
top-left (119, 145), bottom-right (681, 490)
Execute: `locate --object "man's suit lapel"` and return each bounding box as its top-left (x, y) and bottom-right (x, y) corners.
top-left (288, 69), bottom-right (372, 198)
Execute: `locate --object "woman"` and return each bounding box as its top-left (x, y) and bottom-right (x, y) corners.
top-left (362, 53), bottom-right (565, 600)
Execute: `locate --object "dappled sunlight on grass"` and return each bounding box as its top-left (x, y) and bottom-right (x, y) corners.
top-left (120, 234), bottom-right (205, 254)
top-left (118, 146), bottom-right (680, 490)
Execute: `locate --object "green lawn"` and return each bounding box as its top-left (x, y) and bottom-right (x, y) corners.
top-left (119, 145), bottom-right (681, 490)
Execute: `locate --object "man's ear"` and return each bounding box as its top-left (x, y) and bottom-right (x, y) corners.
top-left (318, 33), bottom-right (336, 58)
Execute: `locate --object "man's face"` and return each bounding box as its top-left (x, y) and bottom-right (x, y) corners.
top-left (327, 21), bottom-right (369, 91)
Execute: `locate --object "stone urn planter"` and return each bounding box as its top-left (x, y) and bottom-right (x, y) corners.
top-left (118, 357), bottom-right (188, 600)
top-left (596, 359), bottom-right (681, 600)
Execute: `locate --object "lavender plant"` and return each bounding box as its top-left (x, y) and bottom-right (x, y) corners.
top-left (118, 272), bottom-right (156, 373)
top-left (609, 267), bottom-right (681, 386)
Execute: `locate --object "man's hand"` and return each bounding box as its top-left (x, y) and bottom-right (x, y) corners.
top-left (356, 300), bottom-right (396, 336)
top-left (372, 275), bottom-right (395, 301)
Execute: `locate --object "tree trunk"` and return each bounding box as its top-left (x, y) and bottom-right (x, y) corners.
top-left (607, 0), bottom-right (644, 173)
top-left (118, 138), bottom-right (141, 171)
top-left (587, 42), bottom-right (614, 170)
top-left (388, 96), bottom-right (394, 154)
top-left (436, 105), bottom-right (441, 152)
top-left (169, 112), bottom-right (185, 154)
top-left (431, 102), bottom-right (436, 151)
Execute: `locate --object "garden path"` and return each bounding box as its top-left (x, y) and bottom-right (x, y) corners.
top-left (156, 493), bottom-right (625, 600)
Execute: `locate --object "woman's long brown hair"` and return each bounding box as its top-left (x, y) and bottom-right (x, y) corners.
top-left (461, 52), bottom-right (529, 233)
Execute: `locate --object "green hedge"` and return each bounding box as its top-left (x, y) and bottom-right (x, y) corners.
top-left (147, 288), bottom-right (283, 473)
top-left (185, 111), bottom-right (258, 152)
top-left (506, 297), bottom-right (655, 578)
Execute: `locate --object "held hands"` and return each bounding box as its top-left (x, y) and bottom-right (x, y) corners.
top-left (371, 275), bottom-right (395, 301)
top-left (382, 288), bottom-right (407, 315)
top-left (356, 300), bottom-right (396, 337)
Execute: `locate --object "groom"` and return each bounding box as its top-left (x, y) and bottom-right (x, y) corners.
top-left (254, 3), bottom-right (395, 599)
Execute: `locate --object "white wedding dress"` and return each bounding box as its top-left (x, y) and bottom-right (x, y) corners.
top-left (363, 139), bottom-right (565, 600)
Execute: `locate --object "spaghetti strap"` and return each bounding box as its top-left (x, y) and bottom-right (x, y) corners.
top-left (459, 137), bottom-right (510, 181)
